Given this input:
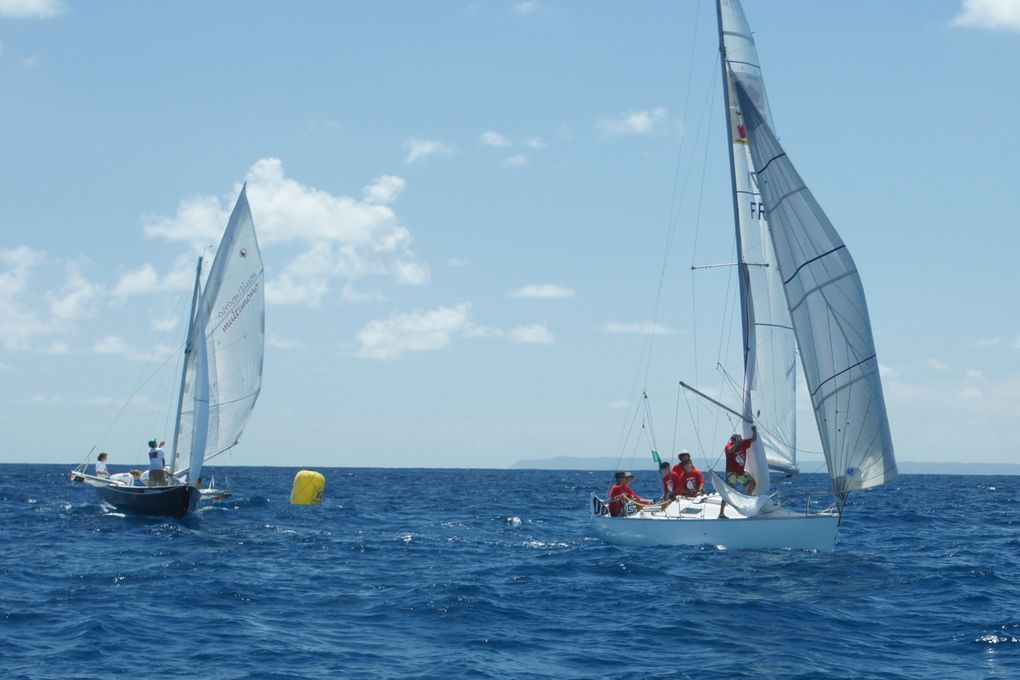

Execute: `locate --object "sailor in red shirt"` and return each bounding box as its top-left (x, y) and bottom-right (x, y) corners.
top-left (678, 458), bottom-right (704, 497)
top-left (658, 461), bottom-right (685, 501)
top-left (672, 448), bottom-right (693, 477)
top-left (719, 425), bottom-right (757, 519)
top-left (607, 471), bottom-right (653, 517)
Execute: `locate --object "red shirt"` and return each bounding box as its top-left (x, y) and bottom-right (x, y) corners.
top-left (672, 463), bottom-right (685, 476)
top-left (679, 467), bottom-right (704, 496)
top-left (661, 471), bottom-right (684, 499)
top-left (725, 432), bottom-right (756, 474)
top-left (608, 482), bottom-right (645, 516)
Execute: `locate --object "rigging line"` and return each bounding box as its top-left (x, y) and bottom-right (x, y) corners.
top-left (642, 393), bottom-right (660, 458)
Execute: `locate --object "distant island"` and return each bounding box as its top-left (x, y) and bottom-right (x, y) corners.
top-left (509, 457), bottom-right (1020, 476)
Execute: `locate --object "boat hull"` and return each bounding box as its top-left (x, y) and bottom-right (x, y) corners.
top-left (590, 494), bottom-right (838, 551)
top-left (94, 483), bottom-right (200, 519)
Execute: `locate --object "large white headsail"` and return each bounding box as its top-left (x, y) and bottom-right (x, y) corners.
top-left (733, 81), bottom-right (897, 495)
top-left (201, 185), bottom-right (265, 462)
top-left (719, 0), bottom-right (798, 474)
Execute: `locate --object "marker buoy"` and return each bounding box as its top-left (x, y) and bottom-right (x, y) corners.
top-left (290, 470), bottom-right (325, 505)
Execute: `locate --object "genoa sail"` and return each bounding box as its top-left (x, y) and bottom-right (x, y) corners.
top-left (732, 80), bottom-right (897, 496)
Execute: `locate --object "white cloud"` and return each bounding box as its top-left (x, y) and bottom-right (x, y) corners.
top-left (356, 303), bottom-right (473, 359)
top-left (339, 284), bottom-right (386, 303)
top-left (49, 270), bottom-right (102, 322)
top-left (965, 370), bottom-right (985, 381)
top-left (354, 303), bottom-right (554, 358)
top-left (951, 0), bottom-right (1020, 32)
top-left (525, 137), bottom-right (545, 149)
top-left (598, 107), bottom-right (668, 136)
top-left (0, 0), bottom-right (64, 19)
top-left (446, 257), bottom-right (469, 267)
top-left (974, 336), bottom-right (1001, 347)
top-left (502, 154), bottom-right (528, 167)
top-left (925, 358), bottom-right (951, 371)
top-left (113, 257), bottom-right (194, 297)
top-left (91, 335), bottom-right (175, 362)
top-left (362, 175), bottom-right (406, 205)
top-left (511, 284), bottom-right (575, 299)
top-left (479, 131), bottom-right (510, 147)
top-left (607, 399), bottom-right (630, 409)
top-left (140, 158), bottom-right (427, 307)
top-left (29, 394), bottom-right (63, 405)
top-left (510, 324), bottom-right (554, 344)
top-left (0, 246), bottom-right (103, 351)
top-left (267, 335), bottom-right (304, 350)
top-left (150, 317), bottom-right (179, 332)
top-left (92, 335), bottom-right (132, 356)
top-left (603, 321), bottom-right (674, 335)
top-left (512, 1), bottom-right (542, 15)
top-left (404, 137), bottom-right (454, 163)
top-left (960, 386), bottom-right (984, 400)
top-left (1013, 333), bottom-right (1020, 349)
top-left (878, 363), bottom-right (897, 379)
top-left (19, 55), bottom-right (40, 67)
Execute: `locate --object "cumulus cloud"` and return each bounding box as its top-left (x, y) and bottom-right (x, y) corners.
top-left (974, 336), bottom-right (1001, 347)
top-left (598, 107), bottom-right (668, 136)
top-left (525, 137), bottom-right (545, 149)
top-left (0, 0), bottom-right (64, 19)
top-left (137, 158), bottom-right (427, 307)
top-left (404, 137), bottom-right (454, 163)
top-left (91, 335), bottom-right (176, 362)
top-left (354, 303), bottom-right (554, 358)
top-left (960, 386), bottom-right (984, 400)
top-left (479, 131), bottom-right (510, 147)
top-left (356, 303), bottom-right (474, 359)
top-left (511, 283), bottom-right (575, 299)
top-left (0, 246), bottom-right (104, 351)
top-left (509, 324), bottom-right (554, 344)
top-left (512, 1), bottom-right (542, 15)
top-left (267, 335), bottom-right (304, 350)
top-left (925, 358), bottom-right (951, 371)
top-left (603, 321), bottom-right (674, 335)
top-left (502, 154), bottom-right (528, 167)
top-left (951, 0), bottom-right (1020, 32)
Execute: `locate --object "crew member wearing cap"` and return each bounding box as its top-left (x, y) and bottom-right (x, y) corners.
top-left (719, 426), bottom-right (757, 518)
top-left (147, 438), bottom-right (168, 486)
top-left (672, 449), bottom-right (693, 477)
top-left (607, 471), bottom-right (653, 517)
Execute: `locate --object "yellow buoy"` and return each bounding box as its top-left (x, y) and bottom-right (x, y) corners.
top-left (290, 470), bottom-right (325, 505)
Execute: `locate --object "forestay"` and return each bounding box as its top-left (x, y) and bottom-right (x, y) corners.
top-left (733, 81), bottom-right (897, 495)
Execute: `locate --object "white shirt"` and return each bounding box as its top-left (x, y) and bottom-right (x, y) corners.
top-left (148, 447), bottom-right (166, 471)
top-left (95, 460), bottom-right (109, 477)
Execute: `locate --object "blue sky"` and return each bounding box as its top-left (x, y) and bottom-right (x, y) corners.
top-left (1, 0), bottom-right (1018, 470)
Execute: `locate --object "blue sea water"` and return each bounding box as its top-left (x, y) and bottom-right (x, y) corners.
top-left (2, 464), bottom-right (1019, 679)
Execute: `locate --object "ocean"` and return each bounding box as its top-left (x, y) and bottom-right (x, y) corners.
top-left (2, 464), bottom-right (1018, 679)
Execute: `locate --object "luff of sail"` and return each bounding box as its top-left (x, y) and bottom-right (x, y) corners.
top-left (732, 79), bottom-right (897, 495)
top-left (719, 0), bottom-right (798, 475)
top-left (176, 186), bottom-right (265, 478)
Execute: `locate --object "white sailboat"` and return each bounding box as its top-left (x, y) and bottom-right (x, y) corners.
top-left (71, 186), bottom-right (265, 518)
top-left (591, 0), bottom-right (897, 551)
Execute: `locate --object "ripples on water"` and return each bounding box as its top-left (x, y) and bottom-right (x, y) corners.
top-left (2, 465), bottom-right (1019, 679)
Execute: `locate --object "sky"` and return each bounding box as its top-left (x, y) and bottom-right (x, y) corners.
top-left (1, 0), bottom-right (1018, 471)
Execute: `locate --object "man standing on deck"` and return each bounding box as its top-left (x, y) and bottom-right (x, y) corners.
top-left (147, 439), bottom-right (168, 486)
top-left (718, 426), bottom-right (757, 518)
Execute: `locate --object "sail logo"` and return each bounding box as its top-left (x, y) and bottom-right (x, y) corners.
top-left (240, 248), bottom-right (247, 258)
top-left (217, 271), bottom-right (261, 334)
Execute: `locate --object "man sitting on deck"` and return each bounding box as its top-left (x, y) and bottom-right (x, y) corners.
top-left (608, 471), bottom-right (654, 517)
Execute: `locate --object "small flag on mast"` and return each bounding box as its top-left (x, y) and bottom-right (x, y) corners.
top-left (651, 450), bottom-right (661, 464)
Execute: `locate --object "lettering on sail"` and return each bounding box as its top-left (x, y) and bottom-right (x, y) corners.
top-left (218, 271), bottom-right (260, 334)
top-left (748, 171), bottom-right (766, 221)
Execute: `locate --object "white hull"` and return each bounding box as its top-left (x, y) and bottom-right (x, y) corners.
top-left (590, 494), bottom-right (839, 551)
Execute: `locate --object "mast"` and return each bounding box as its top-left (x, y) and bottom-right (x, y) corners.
top-left (169, 256), bottom-right (203, 473)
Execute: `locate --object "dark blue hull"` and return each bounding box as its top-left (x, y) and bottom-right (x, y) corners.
top-left (94, 484), bottom-right (199, 518)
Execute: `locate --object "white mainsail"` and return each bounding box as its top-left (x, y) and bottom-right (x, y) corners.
top-left (732, 79), bottom-right (897, 496)
top-left (175, 186), bottom-right (265, 483)
top-left (719, 0), bottom-right (798, 475)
